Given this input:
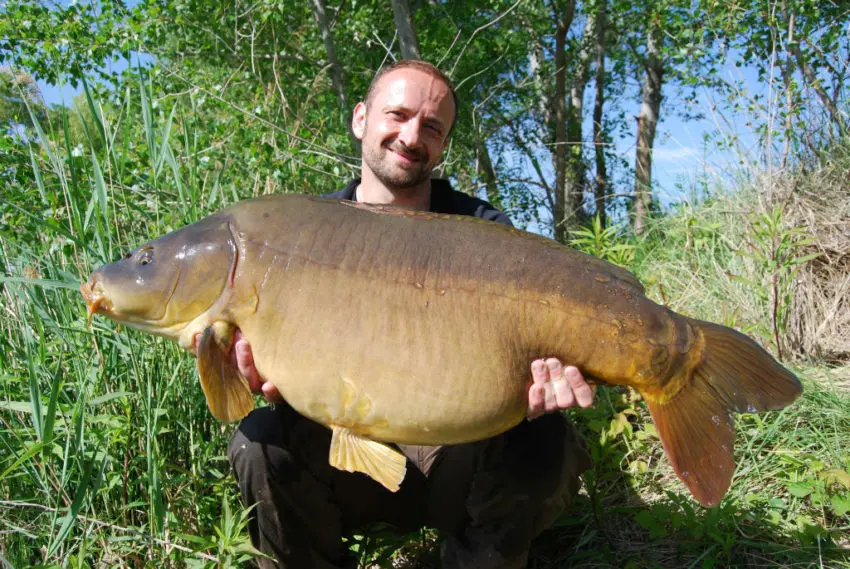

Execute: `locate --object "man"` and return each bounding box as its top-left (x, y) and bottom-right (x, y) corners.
top-left (228, 60), bottom-right (594, 569)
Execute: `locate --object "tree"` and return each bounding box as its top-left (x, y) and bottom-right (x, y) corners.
top-left (391, 0), bottom-right (421, 60)
top-left (0, 0), bottom-right (137, 87)
top-left (632, 13), bottom-right (663, 235)
top-left (611, 0), bottom-right (722, 234)
top-left (592, 0), bottom-right (608, 226)
top-left (709, 0), bottom-right (849, 161)
top-left (0, 67), bottom-right (45, 132)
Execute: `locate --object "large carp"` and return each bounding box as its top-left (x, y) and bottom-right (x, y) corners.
top-left (81, 194), bottom-right (801, 506)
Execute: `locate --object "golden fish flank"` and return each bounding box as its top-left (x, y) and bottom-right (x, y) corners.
top-left (81, 194), bottom-right (802, 507)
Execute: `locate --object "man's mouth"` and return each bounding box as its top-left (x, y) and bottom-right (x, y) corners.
top-left (395, 151), bottom-right (419, 164)
top-left (387, 144), bottom-right (425, 164)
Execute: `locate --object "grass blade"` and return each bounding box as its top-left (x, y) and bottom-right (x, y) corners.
top-left (154, 103), bottom-right (177, 177)
top-left (0, 441), bottom-right (45, 482)
top-left (28, 144), bottom-right (48, 205)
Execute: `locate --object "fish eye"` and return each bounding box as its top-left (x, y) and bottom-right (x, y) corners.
top-left (138, 249), bottom-right (154, 266)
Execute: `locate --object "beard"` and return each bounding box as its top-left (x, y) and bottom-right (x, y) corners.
top-left (362, 138), bottom-right (434, 189)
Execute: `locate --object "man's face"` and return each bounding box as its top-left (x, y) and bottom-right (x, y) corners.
top-left (352, 68), bottom-right (455, 189)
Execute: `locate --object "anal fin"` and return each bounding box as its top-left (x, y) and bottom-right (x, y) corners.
top-left (329, 426), bottom-right (407, 492)
top-left (197, 321), bottom-right (255, 423)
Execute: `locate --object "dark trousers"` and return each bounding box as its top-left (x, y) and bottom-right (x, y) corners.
top-left (227, 404), bottom-right (591, 569)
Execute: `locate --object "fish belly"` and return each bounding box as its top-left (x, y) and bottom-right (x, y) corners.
top-left (242, 268), bottom-right (535, 444)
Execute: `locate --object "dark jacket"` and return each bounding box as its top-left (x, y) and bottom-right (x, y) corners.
top-left (322, 178), bottom-right (513, 227)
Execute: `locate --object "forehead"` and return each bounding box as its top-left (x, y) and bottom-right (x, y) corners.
top-left (371, 69), bottom-right (454, 118)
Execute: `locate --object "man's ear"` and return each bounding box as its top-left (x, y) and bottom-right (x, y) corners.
top-left (352, 102), bottom-right (367, 141)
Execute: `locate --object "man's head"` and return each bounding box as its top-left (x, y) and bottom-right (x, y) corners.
top-left (352, 60), bottom-right (457, 192)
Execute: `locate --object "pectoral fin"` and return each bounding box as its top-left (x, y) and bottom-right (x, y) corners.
top-left (329, 426), bottom-right (407, 492)
top-left (197, 321), bottom-right (255, 423)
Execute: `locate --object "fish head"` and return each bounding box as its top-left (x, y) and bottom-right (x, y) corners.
top-left (81, 215), bottom-right (237, 340)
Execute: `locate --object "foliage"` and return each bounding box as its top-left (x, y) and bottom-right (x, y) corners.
top-left (707, 0), bottom-right (849, 149)
top-left (0, 0), bottom-right (139, 86)
top-left (568, 214), bottom-right (635, 267)
top-left (741, 204), bottom-right (819, 360)
top-left (0, 67), bottom-right (45, 130)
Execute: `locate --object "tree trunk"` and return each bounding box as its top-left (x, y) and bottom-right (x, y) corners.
top-left (564, 10), bottom-right (599, 233)
top-left (552, 0), bottom-right (577, 243)
top-left (592, 0), bottom-right (607, 227)
top-left (475, 137), bottom-right (502, 208)
top-left (633, 22), bottom-right (663, 236)
top-left (391, 0), bottom-right (421, 60)
top-left (528, 41), bottom-right (552, 130)
top-left (310, 0), bottom-right (359, 149)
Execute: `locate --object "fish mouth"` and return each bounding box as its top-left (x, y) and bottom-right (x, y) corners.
top-left (80, 280), bottom-right (110, 325)
top-left (79, 275), bottom-right (189, 339)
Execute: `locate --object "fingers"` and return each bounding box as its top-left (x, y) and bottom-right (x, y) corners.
top-left (564, 365), bottom-right (594, 409)
top-left (546, 358), bottom-right (575, 411)
top-left (527, 360), bottom-right (547, 419)
top-left (235, 337), bottom-right (284, 403)
top-left (261, 381), bottom-right (282, 404)
top-left (527, 358), bottom-right (596, 419)
top-left (234, 338), bottom-right (261, 393)
top-left (531, 359), bottom-right (549, 384)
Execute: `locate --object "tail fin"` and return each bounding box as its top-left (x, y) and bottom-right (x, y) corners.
top-left (644, 319), bottom-right (802, 507)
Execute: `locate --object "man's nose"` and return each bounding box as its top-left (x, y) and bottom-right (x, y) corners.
top-left (397, 119), bottom-right (423, 148)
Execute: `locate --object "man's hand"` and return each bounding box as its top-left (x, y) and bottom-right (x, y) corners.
top-left (232, 330), bottom-right (283, 404)
top-left (527, 359), bottom-right (594, 420)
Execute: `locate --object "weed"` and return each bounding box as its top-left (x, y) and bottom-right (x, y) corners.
top-left (569, 215), bottom-right (636, 267)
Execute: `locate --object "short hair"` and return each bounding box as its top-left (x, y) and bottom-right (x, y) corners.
top-left (364, 60), bottom-right (458, 134)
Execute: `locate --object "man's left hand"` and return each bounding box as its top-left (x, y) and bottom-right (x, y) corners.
top-left (527, 359), bottom-right (595, 420)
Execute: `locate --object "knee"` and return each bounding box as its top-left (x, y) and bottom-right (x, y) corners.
top-left (227, 429), bottom-right (275, 476)
top-left (227, 407), bottom-right (300, 490)
top-left (496, 415), bottom-right (591, 507)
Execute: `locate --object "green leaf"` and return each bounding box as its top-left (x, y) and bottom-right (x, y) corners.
top-left (88, 391), bottom-right (135, 406)
top-left (0, 400), bottom-right (34, 413)
top-left (0, 275), bottom-right (81, 290)
top-left (635, 510), bottom-right (668, 538)
top-left (819, 468), bottom-right (850, 489)
top-left (830, 494), bottom-right (850, 516)
top-left (786, 482), bottom-right (814, 498)
top-left (0, 441), bottom-right (46, 482)
top-left (28, 143), bottom-right (48, 204)
top-left (45, 454), bottom-right (103, 557)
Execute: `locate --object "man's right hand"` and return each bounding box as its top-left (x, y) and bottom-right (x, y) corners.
top-left (233, 330), bottom-right (283, 404)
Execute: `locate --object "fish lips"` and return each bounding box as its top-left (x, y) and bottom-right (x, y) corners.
top-left (80, 278), bottom-right (110, 325)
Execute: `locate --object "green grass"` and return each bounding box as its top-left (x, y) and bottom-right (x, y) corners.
top-left (1, 80), bottom-right (848, 568)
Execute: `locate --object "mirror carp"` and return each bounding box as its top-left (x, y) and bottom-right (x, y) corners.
top-left (80, 194), bottom-right (802, 506)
